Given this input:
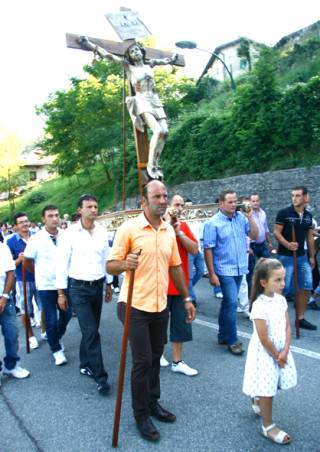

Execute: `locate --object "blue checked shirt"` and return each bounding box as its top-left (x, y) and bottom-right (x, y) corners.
top-left (203, 210), bottom-right (250, 276)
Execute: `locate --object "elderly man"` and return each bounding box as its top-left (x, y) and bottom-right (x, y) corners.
top-left (107, 181), bottom-right (195, 442)
top-left (203, 190), bottom-right (258, 355)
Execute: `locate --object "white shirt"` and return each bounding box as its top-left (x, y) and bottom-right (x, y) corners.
top-left (187, 220), bottom-right (202, 242)
top-left (24, 228), bottom-right (61, 290)
top-left (56, 220), bottom-right (112, 289)
top-left (0, 242), bottom-right (15, 294)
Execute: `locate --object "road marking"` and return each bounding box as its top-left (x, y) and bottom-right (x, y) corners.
top-left (195, 317), bottom-right (320, 360)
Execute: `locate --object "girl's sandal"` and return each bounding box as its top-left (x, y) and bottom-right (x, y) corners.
top-left (251, 397), bottom-right (261, 416)
top-left (261, 423), bottom-right (291, 445)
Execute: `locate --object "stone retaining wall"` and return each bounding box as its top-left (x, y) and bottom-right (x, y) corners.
top-left (116, 166), bottom-right (320, 234)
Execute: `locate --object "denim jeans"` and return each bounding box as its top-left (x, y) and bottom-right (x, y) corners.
top-left (15, 281), bottom-right (41, 314)
top-left (68, 278), bottom-right (108, 384)
top-left (37, 290), bottom-right (72, 353)
top-left (0, 298), bottom-right (20, 370)
top-left (188, 251), bottom-right (205, 300)
top-left (216, 275), bottom-right (243, 345)
top-left (278, 254), bottom-right (313, 295)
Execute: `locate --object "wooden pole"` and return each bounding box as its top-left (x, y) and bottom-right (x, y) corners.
top-left (22, 262), bottom-right (31, 353)
top-left (122, 67), bottom-right (126, 210)
top-left (291, 223), bottom-right (300, 339)
top-left (112, 250), bottom-right (141, 447)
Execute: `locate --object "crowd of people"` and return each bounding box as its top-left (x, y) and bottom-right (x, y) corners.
top-left (0, 183), bottom-right (319, 445)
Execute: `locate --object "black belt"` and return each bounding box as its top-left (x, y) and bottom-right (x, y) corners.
top-left (69, 277), bottom-right (105, 287)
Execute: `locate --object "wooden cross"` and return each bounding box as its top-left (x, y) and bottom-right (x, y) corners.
top-left (66, 33), bottom-right (185, 195)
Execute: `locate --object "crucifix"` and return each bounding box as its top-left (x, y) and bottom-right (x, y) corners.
top-left (66, 12), bottom-right (185, 198)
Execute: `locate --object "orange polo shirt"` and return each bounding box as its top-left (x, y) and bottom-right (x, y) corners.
top-left (108, 213), bottom-right (181, 313)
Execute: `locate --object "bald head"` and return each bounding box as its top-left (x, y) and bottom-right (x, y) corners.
top-left (142, 180), bottom-right (168, 219)
top-left (142, 180), bottom-right (166, 200)
top-left (170, 194), bottom-right (185, 214)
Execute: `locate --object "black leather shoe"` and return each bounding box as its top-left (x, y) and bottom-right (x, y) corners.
top-left (299, 319), bottom-right (317, 330)
top-left (308, 301), bottom-right (320, 311)
top-left (97, 381), bottom-right (110, 396)
top-left (136, 417), bottom-right (160, 441)
top-left (150, 402), bottom-right (176, 423)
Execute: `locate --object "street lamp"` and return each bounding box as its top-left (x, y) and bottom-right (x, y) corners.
top-left (175, 40), bottom-right (236, 91)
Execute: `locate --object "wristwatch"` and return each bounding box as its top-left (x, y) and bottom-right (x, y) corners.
top-left (1, 293), bottom-right (10, 299)
top-left (183, 296), bottom-right (193, 303)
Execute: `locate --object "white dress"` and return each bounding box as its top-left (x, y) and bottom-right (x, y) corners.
top-left (243, 293), bottom-right (297, 397)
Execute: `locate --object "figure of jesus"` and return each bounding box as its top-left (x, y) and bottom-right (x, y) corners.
top-left (79, 36), bottom-right (177, 180)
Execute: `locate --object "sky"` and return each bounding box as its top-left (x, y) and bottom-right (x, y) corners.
top-left (1, 0), bottom-right (319, 144)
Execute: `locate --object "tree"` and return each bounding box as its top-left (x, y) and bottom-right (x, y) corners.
top-left (0, 132), bottom-right (25, 216)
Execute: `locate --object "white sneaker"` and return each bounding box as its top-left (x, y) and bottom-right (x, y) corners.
top-left (237, 307), bottom-right (250, 317)
top-left (3, 365), bottom-right (30, 379)
top-left (160, 355), bottom-right (169, 367)
top-left (29, 336), bottom-right (39, 349)
top-left (215, 292), bottom-right (223, 299)
top-left (171, 361), bottom-right (198, 376)
top-left (53, 350), bottom-right (67, 366)
top-left (41, 332), bottom-right (48, 341)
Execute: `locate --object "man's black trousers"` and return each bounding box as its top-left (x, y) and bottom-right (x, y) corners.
top-left (69, 278), bottom-right (108, 384)
top-left (117, 302), bottom-right (168, 422)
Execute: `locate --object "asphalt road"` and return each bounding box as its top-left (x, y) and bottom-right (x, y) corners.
top-left (1, 278), bottom-right (320, 452)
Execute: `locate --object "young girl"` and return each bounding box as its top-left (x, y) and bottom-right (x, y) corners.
top-left (243, 258), bottom-right (297, 445)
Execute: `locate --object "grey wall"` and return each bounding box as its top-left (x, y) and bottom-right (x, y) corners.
top-left (116, 165), bottom-right (320, 234)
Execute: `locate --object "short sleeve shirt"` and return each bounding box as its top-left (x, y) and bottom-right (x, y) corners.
top-left (7, 233), bottom-right (34, 282)
top-left (24, 229), bottom-right (61, 290)
top-left (108, 213), bottom-right (181, 313)
top-left (275, 205), bottom-right (312, 256)
top-left (0, 242), bottom-right (15, 294)
top-left (168, 221), bottom-right (197, 295)
top-left (203, 210), bottom-right (250, 276)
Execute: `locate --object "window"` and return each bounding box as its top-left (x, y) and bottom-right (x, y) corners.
top-left (29, 171), bottom-right (37, 181)
top-left (240, 58), bottom-right (247, 70)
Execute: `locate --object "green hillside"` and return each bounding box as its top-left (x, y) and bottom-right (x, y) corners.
top-left (0, 164), bottom-right (117, 223)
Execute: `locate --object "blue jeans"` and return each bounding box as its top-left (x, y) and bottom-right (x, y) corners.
top-left (278, 254), bottom-right (313, 295)
top-left (217, 275), bottom-right (243, 345)
top-left (37, 290), bottom-right (72, 353)
top-left (0, 298), bottom-right (20, 370)
top-left (188, 251), bottom-right (205, 301)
